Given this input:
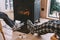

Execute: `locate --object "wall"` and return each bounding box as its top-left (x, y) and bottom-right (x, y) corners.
top-left (5, 10), bottom-right (14, 20)
top-left (40, 0), bottom-right (47, 18)
top-left (34, 0), bottom-right (40, 21)
top-left (0, 0), bottom-right (14, 20)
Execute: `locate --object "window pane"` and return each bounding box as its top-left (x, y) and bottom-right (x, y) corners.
top-left (49, 0), bottom-right (60, 18)
top-left (5, 0), bottom-right (8, 10)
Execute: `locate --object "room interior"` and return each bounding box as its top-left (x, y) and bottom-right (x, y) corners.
top-left (0, 0), bottom-right (60, 40)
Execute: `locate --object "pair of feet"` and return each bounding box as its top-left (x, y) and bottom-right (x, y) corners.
top-left (12, 22), bottom-right (24, 31)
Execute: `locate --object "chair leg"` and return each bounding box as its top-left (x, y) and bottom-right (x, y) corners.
top-left (1, 31), bottom-right (6, 40)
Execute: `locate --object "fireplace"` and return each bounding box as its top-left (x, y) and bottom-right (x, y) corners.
top-left (13, 0), bottom-right (40, 33)
top-left (13, 0), bottom-right (40, 23)
top-left (13, 0), bottom-right (34, 23)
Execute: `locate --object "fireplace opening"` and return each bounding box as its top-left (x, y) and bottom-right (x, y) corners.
top-left (13, 0), bottom-right (34, 23)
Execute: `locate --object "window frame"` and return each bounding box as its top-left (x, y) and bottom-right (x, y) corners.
top-left (47, 0), bottom-right (59, 20)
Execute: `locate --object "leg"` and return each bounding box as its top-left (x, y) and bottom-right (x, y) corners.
top-left (0, 12), bottom-right (15, 28)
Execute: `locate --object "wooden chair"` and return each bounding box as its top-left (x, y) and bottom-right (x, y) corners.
top-left (0, 21), bottom-right (6, 40)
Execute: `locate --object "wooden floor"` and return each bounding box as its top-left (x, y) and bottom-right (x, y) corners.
top-left (0, 31), bottom-right (41, 40)
top-left (0, 31), bottom-right (55, 40)
top-left (12, 31), bottom-right (41, 40)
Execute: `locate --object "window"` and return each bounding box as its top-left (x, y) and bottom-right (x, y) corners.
top-left (47, 0), bottom-right (60, 19)
top-left (5, 0), bottom-right (8, 9)
top-left (9, 0), bottom-right (13, 9)
top-left (5, 0), bottom-right (13, 10)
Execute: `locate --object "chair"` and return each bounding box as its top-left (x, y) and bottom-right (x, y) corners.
top-left (0, 20), bottom-right (6, 40)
